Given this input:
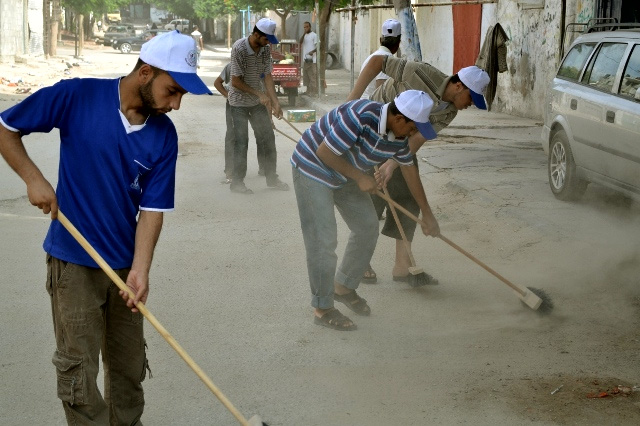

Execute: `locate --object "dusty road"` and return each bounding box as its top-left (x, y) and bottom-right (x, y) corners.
top-left (1, 42), bottom-right (639, 425)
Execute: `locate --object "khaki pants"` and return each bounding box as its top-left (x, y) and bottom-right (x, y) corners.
top-left (303, 61), bottom-right (317, 95)
top-left (46, 255), bottom-right (147, 425)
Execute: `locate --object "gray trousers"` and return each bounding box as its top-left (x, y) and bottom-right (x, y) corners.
top-left (292, 167), bottom-right (379, 309)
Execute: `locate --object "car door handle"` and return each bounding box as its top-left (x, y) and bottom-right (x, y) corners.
top-left (570, 99), bottom-right (577, 110)
top-left (606, 110), bottom-right (615, 123)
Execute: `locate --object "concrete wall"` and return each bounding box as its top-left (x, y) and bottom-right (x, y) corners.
top-left (493, 0), bottom-right (594, 118)
top-left (0, 0), bottom-right (44, 63)
top-left (0, 0), bottom-right (26, 62)
top-left (332, 0), bottom-right (597, 120)
top-left (27, 0), bottom-right (44, 57)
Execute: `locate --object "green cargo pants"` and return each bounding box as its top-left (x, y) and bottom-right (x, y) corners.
top-left (46, 255), bottom-right (148, 425)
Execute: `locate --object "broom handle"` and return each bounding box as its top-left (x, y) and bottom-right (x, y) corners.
top-left (282, 116), bottom-right (304, 136)
top-left (56, 211), bottom-right (251, 426)
top-left (274, 126), bottom-right (299, 144)
top-left (374, 191), bottom-right (527, 297)
top-left (374, 166), bottom-right (417, 267)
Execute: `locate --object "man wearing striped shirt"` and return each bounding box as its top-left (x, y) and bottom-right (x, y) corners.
top-left (291, 90), bottom-right (440, 331)
top-left (228, 18), bottom-right (289, 194)
top-left (347, 55), bottom-right (490, 285)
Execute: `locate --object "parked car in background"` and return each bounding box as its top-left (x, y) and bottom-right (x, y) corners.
top-left (97, 25), bottom-right (135, 46)
top-left (112, 30), bottom-right (170, 53)
top-left (106, 10), bottom-right (121, 24)
top-left (542, 27), bottom-right (640, 201)
top-left (164, 19), bottom-right (190, 32)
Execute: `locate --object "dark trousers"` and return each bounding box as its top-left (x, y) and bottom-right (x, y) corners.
top-left (224, 101), bottom-right (265, 177)
top-left (229, 104), bottom-right (277, 183)
top-left (372, 161), bottom-right (420, 242)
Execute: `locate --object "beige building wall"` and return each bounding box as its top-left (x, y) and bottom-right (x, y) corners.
top-left (332, 0), bottom-right (597, 120)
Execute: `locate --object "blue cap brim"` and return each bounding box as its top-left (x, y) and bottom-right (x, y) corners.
top-left (470, 90), bottom-right (487, 110)
top-left (415, 121), bottom-right (437, 140)
top-left (267, 34), bottom-right (279, 44)
top-left (168, 71), bottom-right (212, 95)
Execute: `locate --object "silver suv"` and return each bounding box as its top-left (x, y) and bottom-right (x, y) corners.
top-left (542, 29), bottom-right (640, 201)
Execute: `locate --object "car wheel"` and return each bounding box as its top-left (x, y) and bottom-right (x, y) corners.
top-left (120, 43), bottom-right (132, 54)
top-left (548, 129), bottom-right (587, 200)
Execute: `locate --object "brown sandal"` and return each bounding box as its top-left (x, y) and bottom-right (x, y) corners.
top-left (334, 290), bottom-right (371, 316)
top-left (314, 308), bottom-right (357, 331)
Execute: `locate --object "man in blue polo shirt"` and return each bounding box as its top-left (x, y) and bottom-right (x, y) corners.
top-left (0, 31), bottom-right (211, 424)
top-left (291, 90), bottom-right (440, 331)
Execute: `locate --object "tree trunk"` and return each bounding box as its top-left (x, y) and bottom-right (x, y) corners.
top-left (318, 0), bottom-right (335, 94)
top-left (77, 14), bottom-right (85, 56)
top-left (392, 0), bottom-right (422, 61)
top-left (274, 9), bottom-right (290, 39)
top-left (49, 0), bottom-right (61, 57)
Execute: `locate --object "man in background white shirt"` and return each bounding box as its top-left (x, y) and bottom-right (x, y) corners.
top-left (359, 19), bottom-right (401, 100)
top-left (300, 21), bottom-right (318, 96)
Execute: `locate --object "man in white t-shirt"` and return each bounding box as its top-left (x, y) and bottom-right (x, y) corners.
top-left (359, 19), bottom-right (401, 100)
top-left (300, 21), bottom-right (318, 96)
top-left (191, 25), bottom-right (204, 67)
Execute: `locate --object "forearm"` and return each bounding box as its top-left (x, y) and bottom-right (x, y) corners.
top-left (400, 165), bottom-right (432, 216)
top-left (131, 210), bottom-right (163, 274)
top-left (231, 76), bottom-right (262, 98)
top-left (264, 74), bottom-right (280, 105)
top-left (317, 143), bottom-right (365, 182)
top-left (0, 125), bottom-right (43, 185)
top-left (346, 55), bottom-right (385, 101)
top-left (408, 133), bottom-right (428, 154)
top-left (213, 80), bottom-right (228, 97)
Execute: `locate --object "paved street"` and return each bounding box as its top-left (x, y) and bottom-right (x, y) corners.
top-left (1, 42), bottom-right (639, 425)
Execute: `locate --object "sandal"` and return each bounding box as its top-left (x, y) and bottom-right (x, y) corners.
top-left (334, 290), bottom-right (371, 316)
top-left (314, 308), bottom-right (357, 331)
top-left (362, 265), bottom-right (377, 284)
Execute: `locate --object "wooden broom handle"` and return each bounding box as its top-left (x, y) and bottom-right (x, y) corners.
top-left (282, 116), bottom-right (304, 136)
top-left (373, 191), bottom-right (527, 297)
top-left (56, 211), bottom-right (251, 426)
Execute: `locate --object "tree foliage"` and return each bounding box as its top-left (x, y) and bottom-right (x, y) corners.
top-left (62, 0), bottom-right (129, 15)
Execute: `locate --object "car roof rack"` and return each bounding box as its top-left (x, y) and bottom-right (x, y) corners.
top-left (561, 18), bottom-right (640, 58)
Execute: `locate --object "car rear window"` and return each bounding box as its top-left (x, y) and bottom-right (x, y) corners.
top-left (582, 42), bottom-right (627, 91)
top-left (619, 44), bottom-right (640, 100)
top-left (557, 43), bottom-right (595, 80)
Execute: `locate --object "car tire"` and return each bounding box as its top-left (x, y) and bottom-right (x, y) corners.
top-left (548, 129), bottom-right (587, 200)
top-left (120, 43), bottom-right (132, 54)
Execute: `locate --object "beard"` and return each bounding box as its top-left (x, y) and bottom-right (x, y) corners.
top-left (138, 76), bottom-right (164, 116)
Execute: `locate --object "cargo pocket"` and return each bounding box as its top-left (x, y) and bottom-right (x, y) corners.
top-left (140, 339), bottom-right (152, 383)
top-left (45, 254), bottom-right (53, 296)
top-left (52, 350), bottom-right (85, 405)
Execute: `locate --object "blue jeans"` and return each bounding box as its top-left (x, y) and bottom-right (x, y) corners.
top-left (292, 166), bottom-right (379, 309)
top-left (229, 104), bottom-right (276, 182)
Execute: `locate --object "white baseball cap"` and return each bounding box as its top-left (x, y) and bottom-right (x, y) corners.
top-left (457, 66), bottom-right (490, 109)
top-left (256, 18), bottom-right (279, 44)
top-left (381, 19), bottom-right (401, 37)
top-left (394, 90), bottom-right (437, 140)
top-left (140, 30), bottom-right (211, 95)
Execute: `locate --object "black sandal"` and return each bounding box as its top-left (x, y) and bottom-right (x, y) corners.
top-left (314, 309), bottom-right (357, 331)
top-left (362, 265), bottom-right (377, 284)
top-left (334, 290), bottom-right (371, 316)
